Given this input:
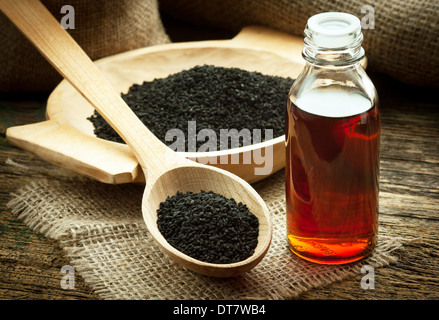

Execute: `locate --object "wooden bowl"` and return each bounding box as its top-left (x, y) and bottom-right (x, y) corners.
top-left (7, 26), bottom-right (305, 184)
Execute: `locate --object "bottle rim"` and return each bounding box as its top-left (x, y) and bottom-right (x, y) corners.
top-left (303, 12), bottom-right (365, 65)
top-left (305, 12), bottom-right (363, 49)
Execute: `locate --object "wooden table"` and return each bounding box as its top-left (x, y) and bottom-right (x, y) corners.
top-left (1, 70), bottom-right (438, 300)
top-left (1, 14), bottom-right (438, 299)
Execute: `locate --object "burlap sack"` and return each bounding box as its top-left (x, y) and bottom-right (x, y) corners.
top-left (0, 0), bottom-right (170, 93)
top-left (159, 0), bottom-right (439, 87)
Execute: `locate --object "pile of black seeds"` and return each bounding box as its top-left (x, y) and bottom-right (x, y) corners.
top-left (88, 65), bottom-right (294, 149)
top-left (156, 190), bottom-right (259, 264)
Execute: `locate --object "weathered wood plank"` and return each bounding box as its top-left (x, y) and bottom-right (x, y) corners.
top-left (0, 145), bottom-right (99, 300)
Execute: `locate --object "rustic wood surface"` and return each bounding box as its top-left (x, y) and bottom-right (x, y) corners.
top-left (1, 72), bottom-right (438, 300)
top-left (1, 21), bottom-right (438, 300)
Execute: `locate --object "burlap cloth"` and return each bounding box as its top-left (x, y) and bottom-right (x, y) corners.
top-left (0, 0), bottom-right (170, 93)
top-left (7, 169), bottom-right (408, 300)
top-left (159, 0), bottom-right (439, 87)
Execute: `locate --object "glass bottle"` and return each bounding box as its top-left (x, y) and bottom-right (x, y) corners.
top-left (286, 12), bottom-right (380, 264)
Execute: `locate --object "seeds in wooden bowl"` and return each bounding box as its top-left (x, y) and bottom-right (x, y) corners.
top-left (88, 65), bottom-right (294, 150)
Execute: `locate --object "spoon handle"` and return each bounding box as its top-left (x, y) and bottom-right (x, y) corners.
top-left (0, 0), bottom-right (178, 181)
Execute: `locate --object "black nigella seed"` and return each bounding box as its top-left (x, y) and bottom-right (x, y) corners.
top-left (88, 65), bottom-right (294, 149)
top-left (156, 190), bottom-right (259, 264)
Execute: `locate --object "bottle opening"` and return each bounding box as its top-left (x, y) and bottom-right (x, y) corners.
top-left (306, 12), bottom-right (362, 49)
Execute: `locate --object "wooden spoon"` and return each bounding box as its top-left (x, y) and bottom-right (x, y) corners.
top-left (0, 0), bottom-right (272, 277)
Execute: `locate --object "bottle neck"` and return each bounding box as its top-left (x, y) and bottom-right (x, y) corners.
top-left (303, 26), bottom-right (365, 66)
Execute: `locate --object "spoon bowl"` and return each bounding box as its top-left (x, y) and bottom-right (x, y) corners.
top-left (1, 0), bottom-right (272, 277)
top-left (143, 165), bottom-right (272, 277)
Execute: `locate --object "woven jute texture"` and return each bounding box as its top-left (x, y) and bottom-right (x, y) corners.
top-left (0, 0), bottom-right (170, 93)
top-left (7, 170), bottom-right (408, 300)
top-left (159, 0), bottom-right (439, 87)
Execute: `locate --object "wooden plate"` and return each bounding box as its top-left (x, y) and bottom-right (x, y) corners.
top-left (7, 26), bottom-right (305, 184)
